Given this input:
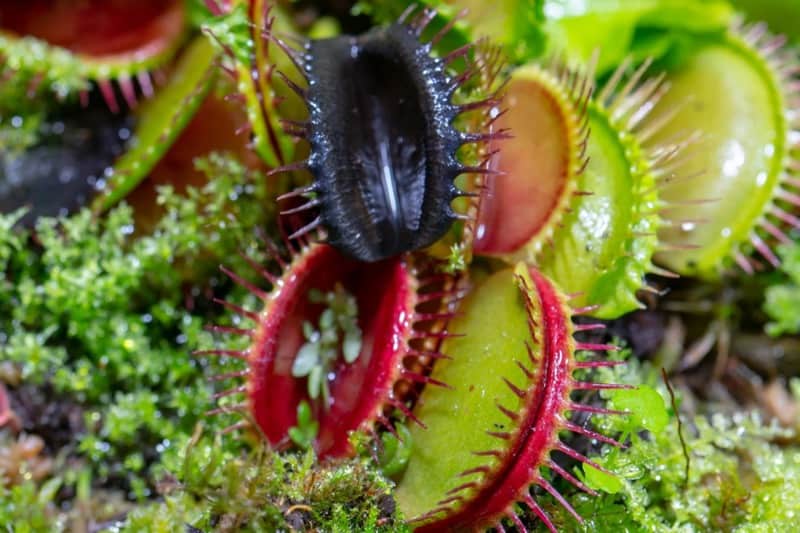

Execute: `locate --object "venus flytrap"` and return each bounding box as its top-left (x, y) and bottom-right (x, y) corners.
top-left (396, 265), bottom-right (626, 531)
top-left (653, 20), bottom-right (800, 278)
top-left (204, 240), bottom-right (456, 458)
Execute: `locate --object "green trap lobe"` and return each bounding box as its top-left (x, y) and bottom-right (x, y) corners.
top-left (93, 37), bottom-right (218, 213)
top-left (653, 41), bottom-right (785, 277)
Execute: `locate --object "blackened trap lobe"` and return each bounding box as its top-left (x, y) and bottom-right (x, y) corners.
top-left (301, 23), bottom-right (466, 262)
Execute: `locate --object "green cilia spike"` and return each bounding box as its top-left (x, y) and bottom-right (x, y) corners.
top-left (476, 58), bottom-right (691, 318)
top-left (396, 264), bottom-right (625, 532)
top-left (536, 59), bottom-right (677, 318)
top-left (652, 19), bottom-right (800, 278)
top-left (92, 36), bottom-right (218, 213)
top-left (202, 0), bottom-right (295, 169)
top-left (0, 1), bottom-right (186, 110)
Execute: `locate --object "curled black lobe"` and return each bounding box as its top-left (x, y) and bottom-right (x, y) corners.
top-left (303, 24), bottom-right (463, 262)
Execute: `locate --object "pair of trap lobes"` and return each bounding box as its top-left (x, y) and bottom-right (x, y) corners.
top-left (211, 241), bottom-right (624, 531)
top-left (0, 1), bottom-right (640, 528)
top-left (273, 14), bottom-right (493, 262)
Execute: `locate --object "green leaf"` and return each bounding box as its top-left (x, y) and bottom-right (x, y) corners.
top-left (321, 328), bottom-right (338, 346)
top-left (583, 463), bottom-right (624, 494)
top-left (378, 423), bottom-right (413, 478)
top-left (320, 308), bottom-right (335, 330)
top-left (543, 0), bottom-right (734, 75)
top-left (302, 320), bottom-right (316, 341)
top-left (37, 477), bottom-right (62, 506)
top-left (292, 342), bottom-right (320, 377)
top-left (765, 286), bottom-right (800, 336)
top-left (288, 426), bottom-right (308, 449)
top-left (343, 330), bottom-right (362, 363)
top-left (297, 400), bottom-right (313, 427)
top-left (308, 288), bottom-right (325, 303)
top-left (308, 365), bottom-right (323, 400)
top-left (764, 243), bottom-right (800, 336)
top-left (288, 401), bottom-right (319, 450)
top-left (610, 384), bottom-right (669, 434)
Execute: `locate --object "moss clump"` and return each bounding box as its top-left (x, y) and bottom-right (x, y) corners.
top-left (122, 427), bottom-right (407, 532)
top-left (531, 351), bottom-right (800, 531)
top-left (0, 477), bottom-right (63, 532)
top-left (574, 411), bottom-right (800, 531)
top-left (763, 242), bottom-right (800, 336)
top-left (0, 152), bottom-right (273, 496)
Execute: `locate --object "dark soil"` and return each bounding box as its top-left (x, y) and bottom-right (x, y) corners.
top-left (0, 102), bottom-right (133, 226)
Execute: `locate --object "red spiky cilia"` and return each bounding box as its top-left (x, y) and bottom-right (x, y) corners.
top-left (397, 266), bottom-right (629, 532)
top-left (199, 234), bottom-right (462, 458)
top-left (202, 0), bottom-right (293, 169)
top-left (198, 4), bottom-right (626, 529)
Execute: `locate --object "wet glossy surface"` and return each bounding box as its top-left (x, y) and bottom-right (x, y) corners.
top-left (653, 43), bottom-right (781, 276)
top-left (305, 24), bottom-right (462, 261)
top-left (475, 73), bottom-right (572, 255)
top-left (0, 104), bottom-right (132, 226)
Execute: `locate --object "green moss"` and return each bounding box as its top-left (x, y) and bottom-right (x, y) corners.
top-left (0, 110), bottom-right (45, 154)
top-left (122, 428), bottom-right (407, 532)
top-left (571, 413), bottom-right (800, 532)
top-left (0, 152), bottom-right (273, 495)
top-left (0, 34), bottom-right (89, 110)
top-left (764, 242), bottom-right (800, 336)
top-left (533, 351), bottom-right (800, 531)
top-left (0, 478), bottom-right (63, 533)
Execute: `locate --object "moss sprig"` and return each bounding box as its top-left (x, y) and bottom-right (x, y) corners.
top-left (539, 349), bottom-right (800, 532)
top-left (122, 427), bottom-right (406, 532)
top-left (764, 241), bottom-right (800, 336)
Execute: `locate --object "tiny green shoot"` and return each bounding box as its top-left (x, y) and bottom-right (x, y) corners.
top-left (377, 421), bottom-right (413, 478)
top-left (445, 242), bottom-right (468, 274)
top-left (609, 384), bottom-right (669, 434)
top-left (291, 283), bottom-right (363, 405)
top-left (288, 401), bottom-right (319, 450)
